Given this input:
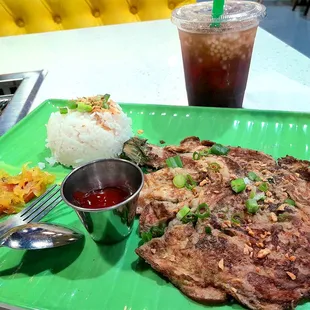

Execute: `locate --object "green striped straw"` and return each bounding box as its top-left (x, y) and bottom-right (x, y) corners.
top-left (211, 0), bottom-right (225, 27)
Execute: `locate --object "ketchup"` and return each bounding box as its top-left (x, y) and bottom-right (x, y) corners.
top-left (73, 187), bottom-right (130, 209)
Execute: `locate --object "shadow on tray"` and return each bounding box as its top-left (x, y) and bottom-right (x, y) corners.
top-left (0, 221), bottom-right (131, 281)
top-left (0, 236), bottom-right (85, 278)
top-left (97, 237), bottom-right (127, 265)
top-left (131, 257), bottom-right (170, 287)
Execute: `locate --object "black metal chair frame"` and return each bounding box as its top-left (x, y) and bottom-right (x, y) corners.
top-left (292, 0), bottom-right (310, 16)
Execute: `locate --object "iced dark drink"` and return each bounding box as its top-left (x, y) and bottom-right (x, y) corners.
top-left (172, 1), bottom-right (266, 108)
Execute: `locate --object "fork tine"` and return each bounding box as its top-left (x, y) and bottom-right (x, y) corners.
top-left (19, 185), bottom-right (58, 217)
top-left (22, 189), bottom-right (60, 222)
top-left (26, 196), bottom-right (63, 223)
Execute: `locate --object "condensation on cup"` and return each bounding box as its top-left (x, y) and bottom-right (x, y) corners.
top-left (172, 1), bottom-right (266, 108)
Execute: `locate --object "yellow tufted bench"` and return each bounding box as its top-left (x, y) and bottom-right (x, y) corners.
top-left (0, 0), bottom-right (195, 37)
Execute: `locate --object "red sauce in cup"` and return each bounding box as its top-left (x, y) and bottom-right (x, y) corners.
top-left (73, 187), bottom-right (130, 209)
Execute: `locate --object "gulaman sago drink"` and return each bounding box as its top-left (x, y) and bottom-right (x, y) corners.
top-left (172, 2), bottom-right (266, 108)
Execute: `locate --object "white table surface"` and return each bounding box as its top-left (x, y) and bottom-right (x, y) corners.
top-left (0, 19), bottom-right (310, 112)
top-left (0, 19), bottom-right (310, 310)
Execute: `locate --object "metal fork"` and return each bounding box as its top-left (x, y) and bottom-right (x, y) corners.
top-left (0, 185), bottom-right (61, 237)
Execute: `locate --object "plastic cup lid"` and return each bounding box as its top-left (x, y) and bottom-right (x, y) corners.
top-left (172, 1), bottom-right (266, 33)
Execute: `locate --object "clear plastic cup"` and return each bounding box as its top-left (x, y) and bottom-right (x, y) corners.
top-left (172, 1), bottom-right (266, 108)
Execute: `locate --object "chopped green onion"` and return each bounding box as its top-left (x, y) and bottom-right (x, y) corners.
top-left (254, 192), bottom-right (266, 201)
top-left (231, 213), bottom-right (244, 225)
top-left (246, 199), bottom-right (259, 214)
top-left (231, 178), bottom-right (246, 193)
top-left (185, 174), bottom-right (197, 190)
top-left (77, 102), bottom-right (92, 112)
top-left (208, 162), bottom-right (221, 172)
top-left (248, 171), bottom-right (261, 181)
top-left (150, 224), bottom-right (166, 238)
top-left (185, 183), bottom-right (195, 190)
top-left (166, 155), bottom-right (183, 168)
top-left (193, 151), bottom-right (201, 160)
top-left (141, 231), bottom-right (152, 243)
top-left (181, 212), bottom-right (198, 224)
top-left (199, 149), bottom-right (210, 156)
top-left (258, 182), bottom-right (268, 193)
top-left (209, 144), bottom-right (230, 155)
top-left (249, 187), bottom-right (265, 201)
top-left (243, 177), bottom-right (250, 185)
top-left (249, 187), bottom-right (256, 199)
top-left (102, 93), bottom-right (111, 109)
top-left (284, 198), bottom-right (295, 206)
top-left (67, 101), bottom-right (78, 109)
top-left (177, 206), bottom-right (190, 220)
top-left (173, 174), bottom-right (187, 188)
top-left (141, 223), bottom-right (166, 243)
top-left (59, 107), bottom-right (68, 114)
top-left (231, 215), bottom-right (241, 225)
top-left (205, 226), bottom-right (212, 234)
top-left (196, 203), bottom-right (211, 219)
top-left (187, 174), bottom-right (195, 184)
top-left (84, 106), bottom-right (92, 112)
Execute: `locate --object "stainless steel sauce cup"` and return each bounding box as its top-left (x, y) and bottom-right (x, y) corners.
top-left (61, 159), bottom-right (144, 244)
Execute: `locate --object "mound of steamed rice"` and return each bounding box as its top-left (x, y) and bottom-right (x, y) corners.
top-left (46, 101), bottom-right (132, 168)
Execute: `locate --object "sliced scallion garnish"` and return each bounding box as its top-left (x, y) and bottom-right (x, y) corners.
top-left (248, 171), bottom-right (261, 181)
top-left (205, 226), bottom-right (212, 234)
top-left (246, 199), bottom-right (259, 214)
top-left (193, 151), bottom-right (201, 160)
top-left (59, 107), bottom-right (68, 114)
top-left (102, 93), bottom-right (111, 109)
top-left (250, 187), bottom-right (265, 201)
top-left (102, 102), bottom-right (109, 109)
top-left (208, 162), bottom-right (221, 172)
top-left (199, 149), bottom-right (210, 157)
top-left (77, 102), bottom-right (92, 112)
top-left (185, 174), bottom-right (197, 190)
top-left (258, 182), bottom-right (268, 193)
top-left (231, 178), bottom-right (246, 193)
top-left (141, 231), bottom-right (152, 243)
top-left (243, 177), bottom-right (250, 185)
top-left (209, 144), bottom-right (230, 155)
top-left (141, 223), bottom-right (166, 243)
top-left (185, 183), bottom-right (195, 190)
top-left (231, 214), bottom-right (241, 225)
top-left (150, 224), bottom-right (166, 237)
top-left (67, 101), bottom-right (78, 109)
top-left (166, 155), bottom-right (183, 168)
top-left (285, 198), bottom-right (295, 206)
top-left (253, 192), bottom-right (266, 201)
top-left (176, 206), bottom-right (190, 220)
top-left (181, 212), bottom-right (198, 224)
top-left (249, 187), bottom-right (256, 199)
top-left (173, 174), bottom-right (187, 188)
top-left (196, 203), bottom-right (211, 219)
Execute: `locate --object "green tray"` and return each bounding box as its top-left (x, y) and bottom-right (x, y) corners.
top-left (0, 100), bottom-right (309, 310)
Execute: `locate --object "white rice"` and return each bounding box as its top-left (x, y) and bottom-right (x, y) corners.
top-left (46, 104), bottom-right (132, 168)
top-left (45, 157), bottom-right (57, 166)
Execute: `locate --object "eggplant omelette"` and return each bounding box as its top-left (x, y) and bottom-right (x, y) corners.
top-left (122, 136), bottom-right (310, 310)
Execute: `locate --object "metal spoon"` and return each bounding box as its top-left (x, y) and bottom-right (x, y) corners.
top-left (0, 223), bottom-right (84, 250)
